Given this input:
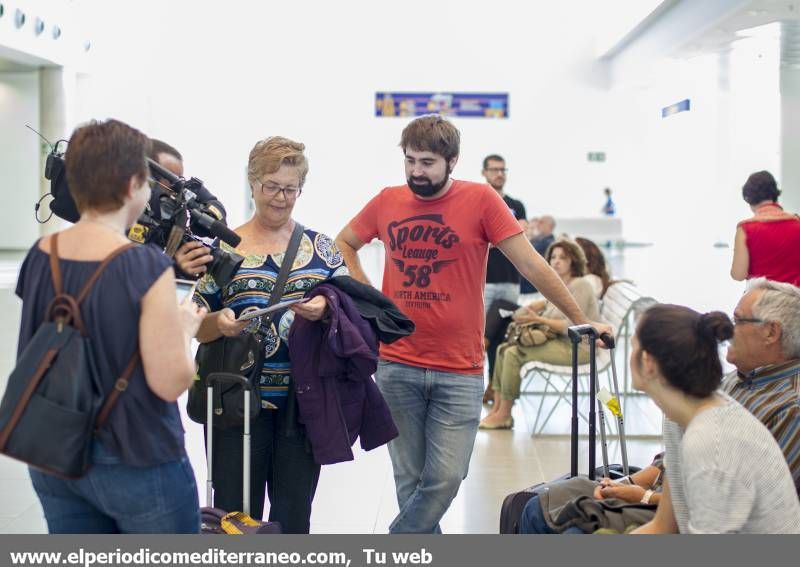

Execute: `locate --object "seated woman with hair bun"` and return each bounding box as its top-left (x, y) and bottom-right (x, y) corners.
top-left (630, 305), bottom-right (800, 534)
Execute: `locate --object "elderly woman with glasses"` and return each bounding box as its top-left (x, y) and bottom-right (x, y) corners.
top-left (194, 137), bottom-right (348, 533)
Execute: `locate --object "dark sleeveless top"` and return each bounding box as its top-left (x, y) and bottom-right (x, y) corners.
top-left (15, 240), bottom-right (184, 467)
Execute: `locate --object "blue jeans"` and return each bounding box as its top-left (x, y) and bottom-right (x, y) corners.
top-left (519, 495), bottom-right (586, 534)
top-left (29, 442), bottom-right (199, 534)
top-left (483, 282), bottom-right (520, 317)
top-left (376, 360), bottom-right (483, 533)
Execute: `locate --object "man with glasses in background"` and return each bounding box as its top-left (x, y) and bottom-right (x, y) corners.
top-left (481, 155), bottom-right (527, 403)
top-left (482, 154), bottom-right (527, 310)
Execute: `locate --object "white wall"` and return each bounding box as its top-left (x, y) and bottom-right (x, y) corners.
top-left (0, 71), bottom-right (40, 249)
top-left (12, 0), bottom-right (783, 254)
top-left (70, 0), bottom-right (619, 239)
top-left (604, 29), bottom-right (781, 246)
top-left (780, 65), bottom-right (800, 214)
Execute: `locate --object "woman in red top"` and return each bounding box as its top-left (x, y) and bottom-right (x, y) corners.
top-left (731, 171), bottom-right (800, 286)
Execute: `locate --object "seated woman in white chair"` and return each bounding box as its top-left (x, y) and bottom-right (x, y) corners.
top-left (480, 240), bottom-right (600, 430)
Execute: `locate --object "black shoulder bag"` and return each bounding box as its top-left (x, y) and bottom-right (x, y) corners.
top-left (187, 223), bottom-right (304, 429)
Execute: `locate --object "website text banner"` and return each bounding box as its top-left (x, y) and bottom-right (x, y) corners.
top-left (1, 535), bottom-right (796, 567)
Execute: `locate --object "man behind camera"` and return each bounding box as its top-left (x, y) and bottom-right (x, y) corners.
top-left (147, 139), bottom-right (227, 278)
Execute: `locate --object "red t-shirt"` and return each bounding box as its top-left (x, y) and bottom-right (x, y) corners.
top-left (349, 180), bottom-right (522, 374)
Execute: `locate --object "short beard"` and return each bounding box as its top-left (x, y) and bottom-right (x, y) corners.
top-left (408, 165), bottom-right (451, 197)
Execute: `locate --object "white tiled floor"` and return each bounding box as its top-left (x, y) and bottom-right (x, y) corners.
top-left (0, 242), bottom-right (742, 533)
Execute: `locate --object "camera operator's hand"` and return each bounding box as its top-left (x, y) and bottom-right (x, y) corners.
top-left (175, 241), bottom-right (213, 277)
top-left (179, 295), bottom-right (207, 338)
top-left (217, 308), bottom-right (250, 337)
top-left (290, 295), bottom-right (328, 322)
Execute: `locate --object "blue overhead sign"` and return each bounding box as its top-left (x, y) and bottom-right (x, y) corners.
top-left (662, 99), bottom-right (690, 118)
top-left (376, 92), bottom-right (509, 118)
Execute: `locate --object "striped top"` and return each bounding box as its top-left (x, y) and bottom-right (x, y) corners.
top-left (194, 229), bottom-right (349, 405)
top-left (721, 360), bottom-right (800, 496)
top-left (663, 394), bottom-right (800, 534)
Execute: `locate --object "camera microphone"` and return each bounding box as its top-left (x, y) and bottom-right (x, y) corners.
top-left (146, 157), bottom-right (180, 185)
top-left (189, 209), bottom-right (242, 247)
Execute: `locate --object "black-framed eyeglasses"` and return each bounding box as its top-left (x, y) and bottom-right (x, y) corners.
top-left (258, 181), bottom-right (302, 200)
top-left (732, 315), bottom-right (765, 326)
top-left (485, 167), bottom-right (508, 174)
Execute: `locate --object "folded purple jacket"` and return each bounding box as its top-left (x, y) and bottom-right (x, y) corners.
top-left (288, 284), bottom-right (398, 465)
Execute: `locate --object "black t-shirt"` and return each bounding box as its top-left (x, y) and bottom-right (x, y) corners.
top-left (486, 194), bottom-right (526, 284)
top-left (520, 233), bottom-right (555, 294)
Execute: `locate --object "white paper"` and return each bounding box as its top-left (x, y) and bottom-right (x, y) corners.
top-left (237, 298), bottom-right (309, 321)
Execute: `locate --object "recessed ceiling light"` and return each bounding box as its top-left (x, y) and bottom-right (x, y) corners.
top-left (83, 40), bottom-right (91, 52)
top-left (35, 17), bottom-right (44, 35)
top-left (0, 4), bottom-right (5, 19)
top-left (14, 8), bottom-right (25, 28)
top-left (52, 25), bottom-right (61, 40)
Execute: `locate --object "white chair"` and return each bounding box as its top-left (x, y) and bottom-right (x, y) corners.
top-left (519, 281), bottom-right (657, 435)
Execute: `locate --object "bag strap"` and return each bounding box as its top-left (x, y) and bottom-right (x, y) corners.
top-left (260, 222), bottom-right (305, 329)
top-left (49, 234), bottom-right (64, 296)
top-left (94, 351), bottom-right (140, 431)
top-left (47, 233), bottom-right (142, 431)
top-left (49, 233), bottom-right (136, 304)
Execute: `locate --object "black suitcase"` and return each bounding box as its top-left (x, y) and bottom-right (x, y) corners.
top-left (200, 372), bottom-right (282, 535)
top-left (499, 326), bottom-right (638, 534)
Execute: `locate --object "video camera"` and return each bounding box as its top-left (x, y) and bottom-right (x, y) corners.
top-left (40, 141), bottom-right (244, 288)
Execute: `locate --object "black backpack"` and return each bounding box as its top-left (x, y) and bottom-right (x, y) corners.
top-left (0, 234), bottom-right (139, 479)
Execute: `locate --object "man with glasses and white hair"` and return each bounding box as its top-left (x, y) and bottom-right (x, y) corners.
top-left (724, 277), bottom-right (800, 495)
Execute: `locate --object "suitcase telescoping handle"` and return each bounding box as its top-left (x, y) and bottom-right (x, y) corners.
top-left (601, 333), bottom-right (630, 476)
top-left (592, 333), bottom-right (616, 479)
top-left (567, 326), bottom-right (614, 480)
top-left (206, 372), bottom-right (255, 516)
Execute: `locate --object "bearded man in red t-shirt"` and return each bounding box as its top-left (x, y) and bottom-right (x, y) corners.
top-left (335, 115), bottom-right (610, 533)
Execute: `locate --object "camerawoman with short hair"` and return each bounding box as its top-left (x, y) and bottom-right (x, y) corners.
top-left (194, 136), bottom-right (348, 533)
top-left (16, 119), bottom-right (207, 533)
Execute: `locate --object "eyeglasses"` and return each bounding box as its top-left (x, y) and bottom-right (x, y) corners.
top-left (732, 314), bottom-right (765, 326)
top-left (257, 181), bottom-right (302, 200)
top-left (485, 167), bottom-right (508, 174)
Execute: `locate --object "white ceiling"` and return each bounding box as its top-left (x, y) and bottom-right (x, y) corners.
top-left (671, 0), bottom-right (800, 65)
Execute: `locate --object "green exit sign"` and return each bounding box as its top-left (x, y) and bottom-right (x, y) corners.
top-left (587, 152), bottom-right (606, 162)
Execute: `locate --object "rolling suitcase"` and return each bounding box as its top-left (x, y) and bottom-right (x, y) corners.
top-left (499, 326), bottom-right (638, 534)
top-left (200, 372), bottom-right (282, 535)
